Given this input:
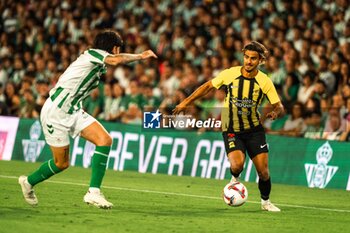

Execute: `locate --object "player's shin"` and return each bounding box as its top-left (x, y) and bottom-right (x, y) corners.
top-left (89, 146), bottom-right (110, 189)
top-left (27, 159), bottom-right (63, 186)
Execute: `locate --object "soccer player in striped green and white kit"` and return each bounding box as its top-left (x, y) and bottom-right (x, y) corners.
top-left (18, 30), bottom-right (157, 209)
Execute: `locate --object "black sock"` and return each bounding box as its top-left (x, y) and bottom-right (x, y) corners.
top-left (259, 177), bottom-right (271, 200)
top-left (230, 169), bottom-right (241, 178)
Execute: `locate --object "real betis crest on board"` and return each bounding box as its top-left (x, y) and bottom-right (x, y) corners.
top-left (22, 120), bottom-right (45, 162)
top-left (305, 141), bottom-right (338, 189)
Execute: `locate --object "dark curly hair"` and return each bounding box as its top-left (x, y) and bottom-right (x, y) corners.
top-left (242, 41), bottom-right (269, 60)
top-left (92, 30), bottom-right (124, 54)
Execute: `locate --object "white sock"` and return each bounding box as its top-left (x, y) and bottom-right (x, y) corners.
top-left (89, 187), bottom-right (100, 194)
top-left (261, 199), bottom-right (270, 204)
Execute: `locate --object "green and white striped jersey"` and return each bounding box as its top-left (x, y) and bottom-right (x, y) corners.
top-left (49, 49), bottom-right (109, 114)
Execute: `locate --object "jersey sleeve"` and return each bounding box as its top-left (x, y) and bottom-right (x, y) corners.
top-left (211, 69), bottom-right (230, 89)
top-left (263, 77), bottom-right (280, 104)
top-left (87, 49), bottom-right (110, 65)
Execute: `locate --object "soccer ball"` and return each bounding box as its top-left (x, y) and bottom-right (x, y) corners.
top-left (222, 182), bottom-right (248, 207)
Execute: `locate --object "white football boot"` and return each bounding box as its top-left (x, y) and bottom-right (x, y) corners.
top-left (261, 199), bottom-right (281, 212)
top-left (18, 176), bottom-right (38, 206)
top-left (84, 189), bottom-right (113, 209)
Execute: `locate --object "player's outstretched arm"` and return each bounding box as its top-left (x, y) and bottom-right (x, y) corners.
top-left (173, 80), bottom-right (215, 115)
top-left (104, 50), bottom-right (157, 66)
top-left (266, 102), bottom-right (284, 120)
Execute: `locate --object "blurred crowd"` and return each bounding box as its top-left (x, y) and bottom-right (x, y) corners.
top-left (0, 0), bottom-right (350, 141)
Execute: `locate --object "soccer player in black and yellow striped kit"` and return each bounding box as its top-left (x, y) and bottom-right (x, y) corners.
top-left (174, 41), bottom-right (283, 211)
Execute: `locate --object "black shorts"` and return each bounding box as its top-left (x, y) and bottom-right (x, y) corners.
top-left (222, 126), bottom-right (268, 159)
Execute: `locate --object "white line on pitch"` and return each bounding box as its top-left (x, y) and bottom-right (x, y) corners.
top-left (1, 174), bottom-right (350, 213)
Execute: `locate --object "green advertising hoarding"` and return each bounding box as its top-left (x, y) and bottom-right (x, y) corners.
top-left (11, 118), bottom-right (350, 190)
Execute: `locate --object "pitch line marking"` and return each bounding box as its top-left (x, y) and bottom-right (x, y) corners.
top-left (1, 175), bottom-right (349, 213)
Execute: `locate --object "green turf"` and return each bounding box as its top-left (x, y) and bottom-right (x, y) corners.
top-left (0, 160), bottom-right (349, 233)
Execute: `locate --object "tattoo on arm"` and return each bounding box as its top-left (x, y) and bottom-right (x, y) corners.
top-left (116, 53), bottom-right (142, 63)
top-left (104, 54), bottom-right (142, 66)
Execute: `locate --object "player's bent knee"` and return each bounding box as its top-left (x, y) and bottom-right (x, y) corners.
top-left (257, 171), bottom-right (270, 181)
top-left (96, 134), bottom-right (112, 146)
top-left (105, 134), bottom-right (112, 146)
top-left (55, 161), bottom-right (69, 170)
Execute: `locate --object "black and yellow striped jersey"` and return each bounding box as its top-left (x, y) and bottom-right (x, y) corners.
top-left (212, 66), bottom-right (280, 132)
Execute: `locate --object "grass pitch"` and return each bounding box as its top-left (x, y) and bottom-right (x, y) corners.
top-left (0, 160), bottom-right (349, 233)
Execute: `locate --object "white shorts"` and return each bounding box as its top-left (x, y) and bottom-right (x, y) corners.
top-left (40, 98), bottom-right (96, 147)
